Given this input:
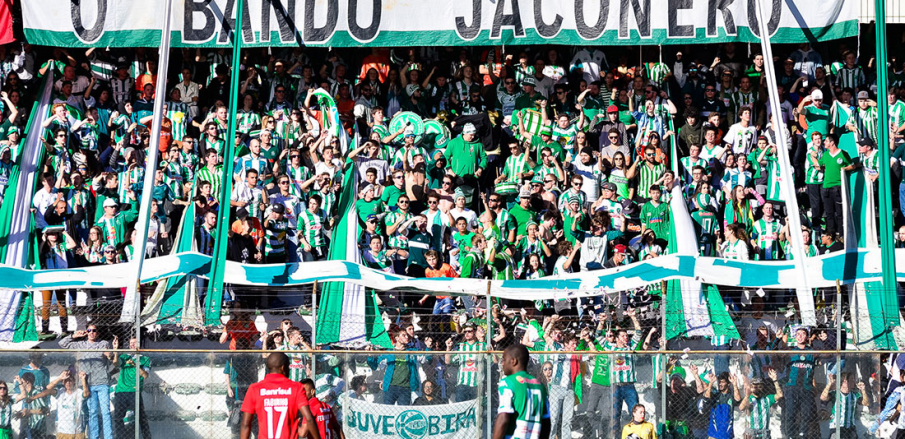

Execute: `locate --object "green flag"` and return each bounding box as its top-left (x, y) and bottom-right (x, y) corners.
top-left (316, 165), bottom-right (391, 348)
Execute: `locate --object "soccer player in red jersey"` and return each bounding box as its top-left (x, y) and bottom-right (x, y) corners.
top-left (240, 353), bottom-right (321, 439)
top-left (300, 379), bottom-right (345, 439)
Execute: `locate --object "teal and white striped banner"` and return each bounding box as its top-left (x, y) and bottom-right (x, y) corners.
top-left (0, 248), bottom-right (900, 299)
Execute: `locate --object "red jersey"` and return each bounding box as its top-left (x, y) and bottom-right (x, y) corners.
top-left (241, 374), bottom-right (309, 439)
top-left (303, 397), bottom-right (338, 439)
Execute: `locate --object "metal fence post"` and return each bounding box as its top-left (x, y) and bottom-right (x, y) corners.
top-left (659, 280), bottom-right (668, 427)
top-left (835, 279), bottom-right (842, 439)
top-left (485, 281), bottom-right (492, 439)
top-left (312, 280), bottom-right (318, 381)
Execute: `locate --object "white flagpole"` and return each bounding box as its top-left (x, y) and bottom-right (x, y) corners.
top-left (120, 0), bottom-right (174, 325)
top-left (753, 0), bottom-right (816, 326)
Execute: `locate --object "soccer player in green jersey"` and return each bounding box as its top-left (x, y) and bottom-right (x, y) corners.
top-left (493, 344), bottom-right (551, 439)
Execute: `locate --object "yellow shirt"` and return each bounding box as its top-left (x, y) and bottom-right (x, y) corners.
top-left (621, 421), bottom-right (657, 439)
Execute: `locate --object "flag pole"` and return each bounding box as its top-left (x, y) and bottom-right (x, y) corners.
top-left (205, 0), bottom-right (245, 325)
top-left (873, 0), bottom-right (898, 346)
top-left (122, 0), bottom-right (174, 326)
top-left (753, 0), bottom-right (816, 326)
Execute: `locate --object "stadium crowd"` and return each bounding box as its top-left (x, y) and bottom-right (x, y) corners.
top-left (0, 40), bottom-right (901, 438)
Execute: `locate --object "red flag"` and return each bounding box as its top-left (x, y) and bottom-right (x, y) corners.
top-left (0, 0), bottom-right (13, 45)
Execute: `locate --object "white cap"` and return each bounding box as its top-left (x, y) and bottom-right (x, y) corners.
top-left (462, 123), bottom-right (477, 135)
top-left (810, 89), bottom-right (823, 100)
top-left (103, 198), bottom-right (118, 208)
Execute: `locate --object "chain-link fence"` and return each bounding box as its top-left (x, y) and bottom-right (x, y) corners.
top-left (0, 349), bottom-right (887, 439)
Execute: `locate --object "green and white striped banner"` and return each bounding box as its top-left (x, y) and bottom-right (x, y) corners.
top-left (23, 0), bottom-right (858, 48)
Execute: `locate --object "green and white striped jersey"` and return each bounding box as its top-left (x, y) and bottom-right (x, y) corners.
top-left (492, 251), bottom-right (516, 280)
top-left (179, 151), bottom-right (200, 182)
top-left (752, 218), bottom-right (782, 260)
top-left (285, 165), bottom-right (310, 198)
top-left (835, 66), bottom-right (866, 90)
top-left (236, 109), bottom-right (261, 135)
top-left (452, 341), bottom-right (486, 386)
top-left (747, 393), bottom-right (776, 431)
top-left (609, 333), bottom-right (641, 384)
top-left (679, 156), bottom-right (707, 183)
top-left (637, 162), bottom-right (666, 199)
top-left (551, 123), bottom-right (579, 152)
top-left (890, 101), bottom-right (905, 134)
top-left (829, 391), bottom-right (862, 429)
top-left (859, 150), bottom-right (880, 179)
top-left (162, 161), bottom-right (185, 198)
top-left (384, 210), bottom-right (413, 249)
top-left (494, 208), bottom-right (515, 240)
top-left (503, 154), bottom-right (531, 183)
top-left (195, 166), bottom-right (223, 197)
top-left (854, 106), bottom-right (879, 143)
top-left (0, 401), bottom-right (9, 429)
top-left (513, 65), bottom-right (535, 84)
top-left (557, 189), bottom-right (587, 212)
top-left (264, 218), bottom-right (288, 255)
top-left (497, 371), bottom-right (549, 439)
top-left (297, 209), bottom-right (327, 249)
top-left (780, 241), bottom-right (818, 259)
top-left (167, 101), bottom-right (191, 141)
top-left (731, 90), bottom-right (759, 122)
top-left (319, 191), bottom-right (337, 217)
top-left (22, 389), bottom-right (47, 431)
top-left (645, 63), bottom-right (671, 86)
top-left (279, 345), bottom-right (310, 382)
top-left (805, 141), bottom-right (825, 185)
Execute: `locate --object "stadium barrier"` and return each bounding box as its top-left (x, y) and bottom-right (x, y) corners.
top-left (0, 349), bottom-right (885, 439)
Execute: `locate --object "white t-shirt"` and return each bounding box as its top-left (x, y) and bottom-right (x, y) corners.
top-left (450, 208), bottom-right (478, 232)
top-left (56, 389), bottom-right (85, 435)
top-left (32, 188), bottom-right (57, 229)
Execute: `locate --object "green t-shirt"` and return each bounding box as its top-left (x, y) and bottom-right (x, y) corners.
top-left (355, 198), bottom-right (384, 232)
top-left (390, 357), bottom-right (410, 387)
top-left (818, 149), bottom-right (852, 188)
top-left (641, 201), bottom-right (670, 240)
top-left (804, 104), bottom-right (831, 138)
top-left (496, 371), bottom-right (550, 439)
top-left (381, 185), bottom-right (405, 208)
top-left (531, 135), bottom-right (565, 162)
top-left (114, 354), bottom-right (151, 393)
top-left (509, 204), bottom-right (537, 238)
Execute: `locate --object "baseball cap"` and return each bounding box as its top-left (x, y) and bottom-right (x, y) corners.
top-left (366, 214), bottom-right (379, 222)
top-left (462, 321), bottom-right (477, 330)
top-left (521, 76), bottom-right (536, 86)
top-left (540, 124), bottom-right (552, 136)
top-left (236, 207), bottom-right (249, 220)
top-left (857, 138), bottom-right (875, 148)
top-left (606, 105), bottom-right (619, 113)
top-left (603, 182), bottom-right (616, 192)
top-left (518, 186), bottom-right (531, 199)
top-left (103, 245), bottom-right (116, 253)
top-left (462, 123), bottom-right (477, 135)
top-left (614, 244), bottom-right (627, 254)
top-left (857, 90), bottom-right (870, 100)
top-left (810, 89), bottom-right (823, 100)
top-left (271, 203), bottom-right (285, 214)
top-left (103, 198), bottom-right (118, 208)
top-left (404, 125), bottom-right (415, 138)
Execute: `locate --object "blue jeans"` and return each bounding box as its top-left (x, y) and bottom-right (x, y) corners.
top-left (455, 385), bottom-right (477, 402)
top-left (612, 384), bottom-right (638, 435)
top-left (87, 384), bottom-right (113, 439)
top-left (384, 385), bottom-right (411, 405)
top-left (433, 298), bottom-right (454, 314)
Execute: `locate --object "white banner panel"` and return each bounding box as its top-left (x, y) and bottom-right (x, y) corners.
top-left (24, 0), bottom-right (858, 47)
